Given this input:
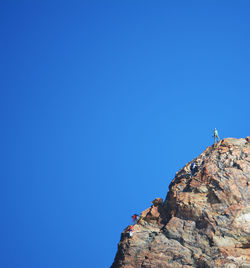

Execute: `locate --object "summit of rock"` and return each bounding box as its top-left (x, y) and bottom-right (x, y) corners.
top-left (111, 137), bottom-right (250, 268)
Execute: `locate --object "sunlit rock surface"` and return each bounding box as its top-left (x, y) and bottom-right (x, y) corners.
top-left (111, 137), bottom-right (250, 268)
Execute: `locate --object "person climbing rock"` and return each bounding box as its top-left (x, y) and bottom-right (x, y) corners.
top-left (213, 128), bottom-right (220, 144)
top-left (132, 214), bottom-right (139, 224)
top-left (128, 225), bottom-right (134, 237)
top-left (190, 162), bottom-right (197, 177)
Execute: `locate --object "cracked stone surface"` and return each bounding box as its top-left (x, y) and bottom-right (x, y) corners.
top-left (111, 137), bottom-right (250, 268)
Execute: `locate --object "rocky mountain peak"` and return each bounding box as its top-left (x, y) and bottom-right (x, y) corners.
top-left (111, 137), bottom-right (250, 268)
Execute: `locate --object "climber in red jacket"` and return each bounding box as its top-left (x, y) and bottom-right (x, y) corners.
top-left (132, 214), bottom-right (139, 224)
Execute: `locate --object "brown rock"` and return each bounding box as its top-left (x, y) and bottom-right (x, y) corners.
top-left (111, 137), bottom-right (250, 268)
top-left (151, 198), bottom-right (163, 206)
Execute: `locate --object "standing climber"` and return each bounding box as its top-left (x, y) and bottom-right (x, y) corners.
top-left (213, 128), bottom-right (220, 144)
top-left (132, 214), bottom-right (139, 225)
top-left (190, 162), bottom-right (197, 177)
top-left (128, 225), bottom-right (134, 237)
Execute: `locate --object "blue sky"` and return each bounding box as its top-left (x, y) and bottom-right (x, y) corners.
top-left (1, 1), bottom-right (250, 267)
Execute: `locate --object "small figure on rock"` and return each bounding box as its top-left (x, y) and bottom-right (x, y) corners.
top-left (132, 214), bottom-right (139, 225)
top-left (190, 162), bottom-right (198, 177)
top-left (213, 128), bottom-right (220, 144)
top-left (128, 225), bottom-right (134, 237)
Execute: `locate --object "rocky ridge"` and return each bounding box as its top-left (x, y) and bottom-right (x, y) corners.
top-left (111, 137), bottom-right (250, 268)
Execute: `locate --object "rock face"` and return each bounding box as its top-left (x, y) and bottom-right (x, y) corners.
top-left (111, 137), bottom-right (250, 268)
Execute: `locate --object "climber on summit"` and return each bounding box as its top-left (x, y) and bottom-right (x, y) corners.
top-left (213, 128), bottom-right (220, 144)
top-left (132, 214), bottom-right (139, 225)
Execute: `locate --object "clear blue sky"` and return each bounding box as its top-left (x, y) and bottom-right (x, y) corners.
top-left (1, 1), bottom-right (249, 267)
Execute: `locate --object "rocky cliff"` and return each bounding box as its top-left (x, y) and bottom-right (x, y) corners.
top-left (111, 137), bottom-right (250, 268)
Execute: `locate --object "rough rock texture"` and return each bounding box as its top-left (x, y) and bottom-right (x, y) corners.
top-left (111, 137), bottom-right (250, 268)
